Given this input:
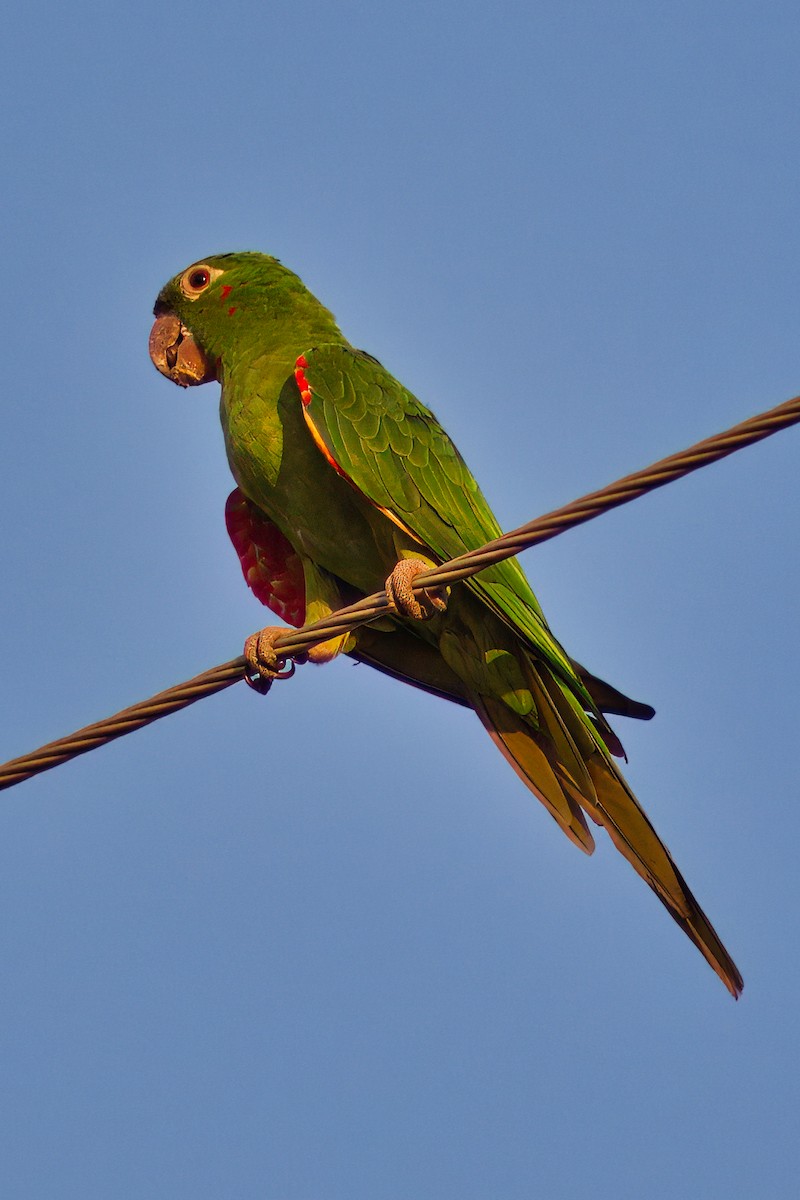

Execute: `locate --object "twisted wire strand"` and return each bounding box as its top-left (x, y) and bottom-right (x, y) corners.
top-left (2, 392), bottom-right (799, 793)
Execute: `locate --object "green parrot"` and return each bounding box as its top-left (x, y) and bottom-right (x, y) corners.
top-left (150, 251), bottom-right (742, 997)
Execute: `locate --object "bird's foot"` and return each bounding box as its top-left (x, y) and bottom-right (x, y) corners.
top-left (243, 626), bottom-right (303, 694)
top-left (385, 558), bottom-right (448, 621)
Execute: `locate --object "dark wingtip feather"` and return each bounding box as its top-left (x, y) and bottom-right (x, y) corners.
top-left (571, 660), bottom-right (656, 721)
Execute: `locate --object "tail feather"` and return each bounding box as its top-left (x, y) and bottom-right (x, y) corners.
top-left (474, 658), bottom-right (743, 998)
top-left (474, 694), bottom-right (596, 855)
top-left (582, 755), bottom-right (691, 916)
top-left (523, 668), bottom-right (598, 804)
top-left (583, 754), bottom-right (743, 998)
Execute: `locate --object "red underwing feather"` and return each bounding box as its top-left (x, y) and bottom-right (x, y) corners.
top-left (224, 488), bottom-right (306, 626)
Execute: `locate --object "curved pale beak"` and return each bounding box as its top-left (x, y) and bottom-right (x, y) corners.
top-left (149, 314), bottom-right (217, 387)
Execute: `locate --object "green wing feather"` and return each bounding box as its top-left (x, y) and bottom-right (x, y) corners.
top-left (301, 343), bottom-right (591, 705)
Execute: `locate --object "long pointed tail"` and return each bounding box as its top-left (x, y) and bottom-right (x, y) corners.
top-left (473, 667), bottom-right (743, 999)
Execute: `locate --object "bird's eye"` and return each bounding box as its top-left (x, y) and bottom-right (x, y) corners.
top-left (181, 265), bottom-right (213, 298)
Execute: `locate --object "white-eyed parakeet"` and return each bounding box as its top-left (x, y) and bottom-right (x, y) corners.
top-left (150, 252), bottom-right (742, 997)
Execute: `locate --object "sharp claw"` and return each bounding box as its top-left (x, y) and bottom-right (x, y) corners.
top-left (385, 559), bottom-right (448, 621)
top-left (243, 626), bottom-right (297, 693)
top-left (244, 670), bottom-right (274, 695)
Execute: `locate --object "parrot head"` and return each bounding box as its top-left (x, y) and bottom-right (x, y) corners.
top-left (149, 251), bottom-right (340, 387)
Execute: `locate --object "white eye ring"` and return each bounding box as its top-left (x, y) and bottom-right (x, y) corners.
top-left (180, 264), bottom-right (224, 299)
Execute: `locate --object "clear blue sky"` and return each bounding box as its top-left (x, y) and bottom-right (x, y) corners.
top-left (2, 2), bottom-right (799, 1196)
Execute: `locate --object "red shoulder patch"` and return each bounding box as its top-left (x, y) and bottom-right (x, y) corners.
top-left (224, 488), bottom-right (306, 626)
top-left (294, 354), bottom-right (312, 406)
top-left (295, 353), bottom-right (353, 481)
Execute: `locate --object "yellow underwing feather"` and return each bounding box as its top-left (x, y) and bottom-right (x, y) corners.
top-left (474, 694), bottom-right (596, 855)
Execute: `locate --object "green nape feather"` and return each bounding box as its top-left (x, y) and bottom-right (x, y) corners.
top-left (150, 251), bottom-right (743, 998)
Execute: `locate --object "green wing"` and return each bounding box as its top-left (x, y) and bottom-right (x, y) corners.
top-left (300, 343), bottom-right (590, 701)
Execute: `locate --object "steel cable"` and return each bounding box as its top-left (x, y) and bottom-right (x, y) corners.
top-left (2, 392), bottom-right (799, 793)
